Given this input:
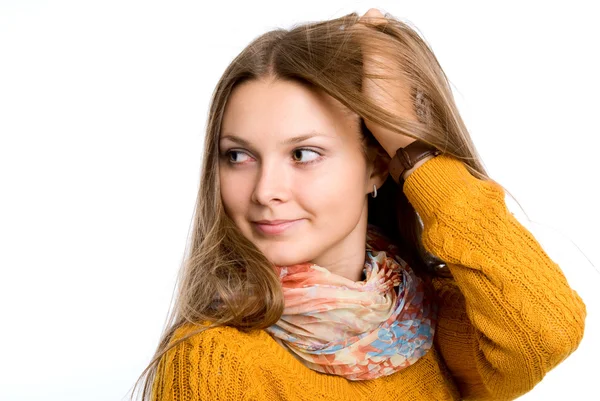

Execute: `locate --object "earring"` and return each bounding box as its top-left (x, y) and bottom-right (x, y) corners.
top-left (371, 184), bottom-right (377, 198)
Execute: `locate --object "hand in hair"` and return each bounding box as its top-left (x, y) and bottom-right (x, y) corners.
top-left (353, 8), bottom-right (418, 158)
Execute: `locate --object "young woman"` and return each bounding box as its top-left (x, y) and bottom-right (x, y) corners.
top-left (132, 9), bottom-right (586, 401)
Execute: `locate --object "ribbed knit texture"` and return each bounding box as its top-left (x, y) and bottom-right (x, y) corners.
top-left (150, 154), bottom-right (586, 401)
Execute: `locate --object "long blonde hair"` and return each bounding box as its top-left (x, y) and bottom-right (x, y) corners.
top-left (129, 11), bottom-right (518, 400)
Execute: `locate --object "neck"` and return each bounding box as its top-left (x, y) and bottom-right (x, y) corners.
top-left (309, 201), bottom-right (369, 282)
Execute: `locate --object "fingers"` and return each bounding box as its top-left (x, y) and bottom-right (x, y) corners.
top-left (358, 8), bottom-right (389, 27)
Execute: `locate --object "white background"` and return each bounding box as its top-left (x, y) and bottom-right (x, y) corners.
top-left (1, 1), bottom-right (598, 400)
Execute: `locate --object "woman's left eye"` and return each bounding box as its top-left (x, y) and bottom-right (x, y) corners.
top-left (292, 148), bottom-right (321, 164)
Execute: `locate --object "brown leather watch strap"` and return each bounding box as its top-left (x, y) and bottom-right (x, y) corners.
top-left (388, 140), bottom-right (441, 184)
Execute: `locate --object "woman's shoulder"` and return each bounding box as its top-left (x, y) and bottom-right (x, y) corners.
top-left (152, 322), bottom-right (268, 400)
top-left (167, 321), bottom-right (267, 351)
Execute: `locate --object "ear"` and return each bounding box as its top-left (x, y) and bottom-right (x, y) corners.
top-left (366, 146), bottom-right (391, 194)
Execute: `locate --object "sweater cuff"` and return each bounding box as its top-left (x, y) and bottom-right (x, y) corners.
top-left (402, 154), bottom-right (505, 222)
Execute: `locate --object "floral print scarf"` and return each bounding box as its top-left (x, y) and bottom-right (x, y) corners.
top-left (265, 224), bottom-right (437, 381)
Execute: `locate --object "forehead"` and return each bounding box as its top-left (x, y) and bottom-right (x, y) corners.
top-left (220, 78), bottom-right (358, 143)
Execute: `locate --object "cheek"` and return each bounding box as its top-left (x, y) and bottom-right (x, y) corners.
top-left (303, 163), bottom-right (367, 222)
top-left (219, 170), bottom-right (251, 217)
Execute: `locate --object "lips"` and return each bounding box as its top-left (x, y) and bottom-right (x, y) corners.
top-left (252, 219), bottom-right (302, 235)
top-left (254, 219), bottom-right (295, 225)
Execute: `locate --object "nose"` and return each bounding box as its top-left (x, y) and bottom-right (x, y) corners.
top-left (251, 160), bottom-right (290, 205)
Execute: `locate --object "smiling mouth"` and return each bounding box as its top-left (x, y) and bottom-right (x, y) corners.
top-left (252, 219), bottom-right (303, 235)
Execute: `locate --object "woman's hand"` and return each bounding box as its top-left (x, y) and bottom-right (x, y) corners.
top-left (352, 9), bottom-right (418, 158)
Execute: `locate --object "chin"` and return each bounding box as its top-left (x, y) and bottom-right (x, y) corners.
top-left (263, 246), bottom-right (312, 267)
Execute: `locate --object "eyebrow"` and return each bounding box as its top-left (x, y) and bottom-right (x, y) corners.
top-left (219, 132), bottom-right (333, 146)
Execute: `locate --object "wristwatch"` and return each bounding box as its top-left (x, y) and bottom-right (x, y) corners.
top-left (388, 140), bottom-right (442, 185)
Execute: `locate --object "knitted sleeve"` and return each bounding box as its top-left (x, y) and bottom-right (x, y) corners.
top-left (401, 154), bottom-right (586, 401)
top-left (150, 324), bottom-right (262, 401)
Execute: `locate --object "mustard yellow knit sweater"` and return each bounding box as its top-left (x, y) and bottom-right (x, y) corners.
top-left (150, 154), bottom-right (586, 401)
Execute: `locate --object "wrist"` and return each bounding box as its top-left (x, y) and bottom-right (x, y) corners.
top-left (388, 140), bottom-right (441, 185)
top-left (401, 154), bottom-right (436, 181)
top-left (364, 122), bottom-right (417, 159)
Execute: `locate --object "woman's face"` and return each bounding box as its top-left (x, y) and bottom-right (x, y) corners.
top-left (219, 78), bottom-right (383, 269)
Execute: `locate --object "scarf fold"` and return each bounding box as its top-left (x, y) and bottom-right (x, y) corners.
top-left (265, 224), bottom-right (437, 381)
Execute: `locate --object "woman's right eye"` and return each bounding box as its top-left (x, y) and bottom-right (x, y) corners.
top-left (226, 150), bottom-right (252, 164)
